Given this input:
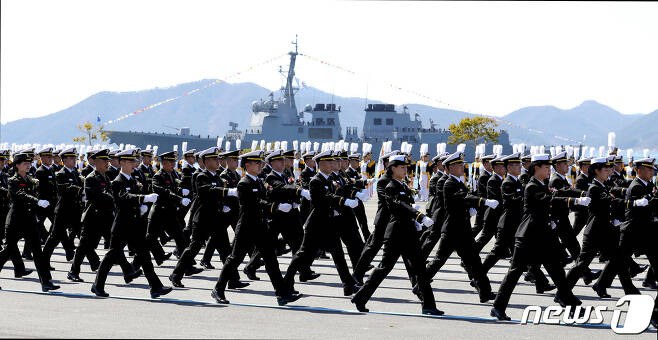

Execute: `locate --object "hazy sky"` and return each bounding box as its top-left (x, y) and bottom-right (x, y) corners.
top-left (2, 0), bottom-right (657, 124)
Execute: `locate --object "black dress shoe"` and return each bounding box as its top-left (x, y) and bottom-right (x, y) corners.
top-left (91, 285), bottom-right (109, 297)
top-left (592, 284), bottom-right (611, 298)
top-left (523, 272), bottom-right (536, 283)
top-left (150, 286), bottom-right (173, 299)
top-left (90, 261), bottom-right (100, 272)
top-left (155, 252), bottom-right (173, 266)
top-left (199, 260), bottom-right (215, 270)
top-left (630, 264), bottom-right (648, 278)
top-left (343, 284), bottom-right (360, 296)
top-left (422, 308), bottom-right (444, 316)
top-left (124, 269), bottom-right (143, 284)
top-left (299, 272), bottom-right (321, 282)
top-left (173, 249), bottom-right (180, 258)
top-left (211, 289), bottom-right (229, 304)
top-left (227, 280), bottom-right (250, 289)
top-left (480, 292), bottom-right (496, 303)
top-left (169, 274), bottom-right (184, 288)
top-left (536, 283), bottom-right (556, 294)
top-left (277, 293), bottom-right (302, 306)
top-left (41, 282), bottom-right (60, 292)
top-left (642, 280), bottom-right (658, 289)
top-left (490, 307), bottom-right (511, 321)
top-left (14, 269), bottom-right (34, 278)
top-left (66, 250), bottom-right (75, 262)
top-left (350, 297), bottom-right (369, 312)
top-left (184, 266), bottom-right (204, 276)
top-left (243, 268), bottom-right (260, 281)
top-left (67, 272), bottom-right (84, 282)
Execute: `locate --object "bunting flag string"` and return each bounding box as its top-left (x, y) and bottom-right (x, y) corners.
top-left (299, 54), bottom-right (581, 144)
top-left (102, 54), bottom-right (287, 126)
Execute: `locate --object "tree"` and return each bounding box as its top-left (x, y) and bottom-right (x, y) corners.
top-left (447, 116), bottom-right (500, 146)
top-left (73, 121), bottom-right (109, 145)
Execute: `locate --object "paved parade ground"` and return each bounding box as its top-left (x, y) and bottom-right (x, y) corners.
top-left (0, 197), bottom-right (655, 338)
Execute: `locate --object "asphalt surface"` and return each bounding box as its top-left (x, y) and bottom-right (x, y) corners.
top-left (0, 197), bottom-right (656, 338)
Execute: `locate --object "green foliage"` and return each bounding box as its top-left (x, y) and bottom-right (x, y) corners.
top-left (447, 116), bottom-right (500, 146)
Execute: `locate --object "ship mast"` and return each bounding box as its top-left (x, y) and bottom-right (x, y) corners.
top-left (283, 35), bottom-right (298, 111)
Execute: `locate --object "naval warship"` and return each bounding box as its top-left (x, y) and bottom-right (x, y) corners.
top-left (108, 39), bottom-right (511, 160)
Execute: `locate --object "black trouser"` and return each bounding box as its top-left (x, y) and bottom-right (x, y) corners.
top-left (42, 212), bottom-right (77, 264)
top-left (337, 210), bottom-right (365, 267)
top-left (354, 201), bottom-right (371, 241)
top-left (418, 209), bottom-right (445, 262)
top-left (352, 231), bottom-right (437, 310)
top-left (146, 212), bottom-right (188, 263)
top-left (94, 232), bottom-right (162, 291)
top-left (555, 217), bottom-right (581, 259)
top-left (70, 217), bottom-right (125, 276)
top-left (35, 204), bottom-right (54, 241)
top-left (214, 224), bottom-right (286, 296)
top-left (572, 209), bottom-right (588, 235)
top-left (284, 225), bottom-right (357, 291)
top-left (425, 232), bottom-right (493, 300)
top-left (614, 228), bottom-right (657, 292)
top-left (353, 221), bottom-right (417, 285)
top-left (0, 227), bottom-right (51, 284)
top-left (566, 235), bottom-right (636, 294)
top-left (201, 223), bottom-right (233, 264)
top-left (474, 210), bottom-right (500, 253)
top-left (493, 243), bottom-right (574, 313)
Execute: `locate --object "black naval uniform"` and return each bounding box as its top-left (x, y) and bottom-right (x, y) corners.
top-left (201, 167), bottom-right (240, 267)
top-left (146, 169), bottom-right (188, 264)
top-left (419, 171), bottom-right (449, 261)
top-left (283, 171), bottom-right (359, 294)
top-left (572, 172), bottom-right (591, 235)
top-left (351, 177), bottom-right (440, 314)
top-left (213, 173), bottom-right (292, 301)
top-left (42, 166), bottom-right (83, 265)
top-left (0, 173), bottom-right (55, 288)
top-left (34, 163), bottom-right (57, 244)
top-left (425, 174), bottom-right (494, 302)
top-left (492, 176), bottom-right (581, 317)
top-left (171, 169), bottom-right (232, 281)
top-left (346, 165), bottom-right (371, 240)
top-left (330, 170), bottom-right (366, 266)
top-left (471, 169), bottom-right (491, 236)
top-left (93, 172), bottom-right (168, 297)
top-left (0, 168), bottom-right (9, 247)
top-left (474, 172), bottom-right (504, 252)
top-left (548, 172), bottom-right (585, 261)
top-left (69, 169), bottom-right (134, 280)
top-left (565, 178), bottom-right (638, 295)
top-left (298, 164), bottom-right (316, 223)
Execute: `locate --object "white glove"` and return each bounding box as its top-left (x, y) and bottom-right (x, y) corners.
top-left (414, 221), bottom-right (423, 231)
top-left (355, 190), bottom-right (368, 201)
top-left (575, 197), bottom-right (591, 206)
top-left (413, 204), bottom-right (421, 212)
top-left (37, 200), bottom-right (50, 208)
top-left (301, 189), bottom-right (311, 200)
top-left (228, 188), bottom-right (238, 197)
top-left (143, 193), bottom-right (159, 203)
top-left (293, 202), bottom-right (299, 209)
top-left (484, 199), bottom-right (499, 209)
top-left (633, 198), bottom-right (648, 207)
top-left (181, 198), bottom-right (191, 207)
top-left (550, 221), bottom-right (557, 229)
top-left (613, 219), bottom-right (621, 226)
top-left (181, 189), bottom-right (190, 196)
top-left (140, 204), bottom-right (148, 216)
top-left (222, 205), bottom-right (231, 213)
top-left (344, 198), bottom-right (358, 208)
top-left (278, 203), bottom-right (292, 213)
top-left (469, 208), bottom-right (477, 216)
top-left (422, 216), bottom-right (434, 227)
